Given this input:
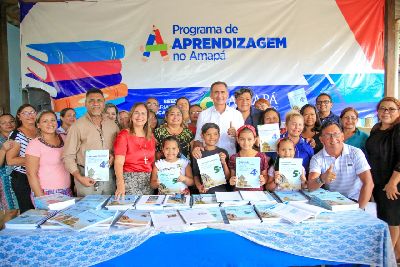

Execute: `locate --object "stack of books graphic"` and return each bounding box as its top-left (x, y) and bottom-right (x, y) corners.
top-left (25, 40), bottom-right (127, 112)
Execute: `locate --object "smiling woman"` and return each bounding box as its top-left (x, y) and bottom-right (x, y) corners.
top-left (25, 110), bottom-right (72, 201)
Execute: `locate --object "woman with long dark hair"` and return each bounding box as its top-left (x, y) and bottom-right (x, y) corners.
top-left (6, 104), bottom-right (38, 212)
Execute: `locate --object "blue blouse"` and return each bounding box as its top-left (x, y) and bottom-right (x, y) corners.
top-left (344, 128), bottom-right (369, 153)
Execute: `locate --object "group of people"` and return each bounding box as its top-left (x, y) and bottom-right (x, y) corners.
top-left (0, 82), bottom-right (399, 259)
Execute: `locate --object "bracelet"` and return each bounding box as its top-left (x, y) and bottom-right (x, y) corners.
top-left (316, 177), bottom-right (324, 185)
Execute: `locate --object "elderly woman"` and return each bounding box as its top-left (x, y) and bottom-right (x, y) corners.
top-left (300, 104), bottom-right (323, 154)
top-left (366, 97), bottom-right (400, 260)
top-left (26, 111), bottom-right (72, 198)
top-left (340, 107), bottom-right (369, 152)
top-left (154, 105), bottom-right (194, 160)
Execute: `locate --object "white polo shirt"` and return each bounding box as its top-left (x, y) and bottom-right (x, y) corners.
top-left (195, 105), bottom-right (244, 156)
top-left (309, 144), bottom-right (371, 200)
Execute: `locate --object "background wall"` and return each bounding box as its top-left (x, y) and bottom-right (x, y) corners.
top-left (7, 22), bottom-right (21, 115)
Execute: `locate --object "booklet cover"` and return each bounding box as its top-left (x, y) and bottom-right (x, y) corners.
top-left (224, 205), bottom-right (261, 224)
top-left (57, 209), bottom-right (117, 231)
top-left (254, 204), bottom-right (282, 223)
top-left (192, 194), bottom-right (220, 208)
top-left (302, 188), bottom-right (330, 198)
top-left (5, 209), bottom-right (57, 230)
top-left (263, 203), bottom-right (313, 224)
top-left (158, 167), bottom-right (185, 194)
top-left (114, 210), bottom-right (151, 228)
top-left (235, 157), bottom-right (261, 189)
top-left (274, 190), bottom-right (308, 203)
top-left (85, 150), bottom-right (109, 181)
top-left (278, 158), bottom-right (303, 190)
top-left (105, 195), bottom-right (139, 210)
top-left (197, 154), bottom-right (226, 189)
top-left (257, 124), bottom-right (280, 152)
top-left (135, 195), bottom-right (166, 210)
top-left (150, 210), bottom-right (185, 229)
top-left (287, 88), bottom-right (308, 110)
top-left (163, 194), bottom-right (191, 209)
top-left (239, 191), bottom-right (277, 205)
top-left (207, 207), bottom-right (225, 224)
top-left (34, 193), bottom-right (75, 210)
top-left (75, 194), bottom-right (111, 210)
top-left (179, 208), bottom-right (218, 224)
top-left (309, 191), bottom-right (359, 212)
top-left (215, 191), bottom-right (248, 207)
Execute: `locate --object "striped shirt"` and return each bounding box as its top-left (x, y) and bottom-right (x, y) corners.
top-left (309, 144), bottom-right (370, 200)
top-left (8, 130), bottom-right (32, 174)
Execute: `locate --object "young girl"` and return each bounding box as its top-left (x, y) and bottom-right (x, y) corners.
top-left (192, 123), bottom-right (230, 193)
top-left (151, 136), bottom-right (194, 195)
top-left (266, 137), bottom-right (307, 191)
top-left (229, 125), bottom-right (269, 191)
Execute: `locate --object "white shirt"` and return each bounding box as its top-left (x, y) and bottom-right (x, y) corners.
top-left (195, 105), bottom-right (244, 156)
top-left (309, 144), bottom-right (371, 200)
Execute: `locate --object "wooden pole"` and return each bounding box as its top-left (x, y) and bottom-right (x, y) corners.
top-left (0, 2), bottom-right (10, 114)
top-left (385, 0), bottom-right (396, 97)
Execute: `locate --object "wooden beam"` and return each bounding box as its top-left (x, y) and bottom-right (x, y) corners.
top-left (0, 3), bottom-right (10, 114)
top-left (385, 0), bottom-right (396, 97)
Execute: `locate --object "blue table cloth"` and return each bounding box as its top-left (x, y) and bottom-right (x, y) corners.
top-left (0, 210), bottom-right (396, 267)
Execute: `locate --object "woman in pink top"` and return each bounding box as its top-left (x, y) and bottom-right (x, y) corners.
top-left (26, 110), bottom-right (71, 197)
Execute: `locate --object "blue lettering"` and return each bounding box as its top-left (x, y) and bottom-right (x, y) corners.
top-left (182, 38), bottom-right (192, 49)
top-left (246, 38), bottom-right (256, 48)
top-left (192, 38), bottom-right (202, 49)
top-left (203, 38), bottom-right (211, 49)
top-left (172, 38), bottom-right (182, 49)
top-left (257, 37), bottom-right (266, 48)
top-left (222, 38), bottom-right (232, 49)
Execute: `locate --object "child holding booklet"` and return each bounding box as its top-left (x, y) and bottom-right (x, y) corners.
top-left (266, 137), bottom-right (307, 191)
top-left (150, 136), bottom-right (194, 195)
top-left (192, 123), bottom-right (230, 193)
top-left (229, 125), bottom-right (269, 191)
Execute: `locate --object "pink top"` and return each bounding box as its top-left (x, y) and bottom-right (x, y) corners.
top-left (25, 136), bottom-right (70, 190)
top-left (114, 129), bottom-right (156, 173)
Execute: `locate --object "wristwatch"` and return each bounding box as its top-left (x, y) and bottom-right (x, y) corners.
top-left (316, 176), bottom-right (324, 185)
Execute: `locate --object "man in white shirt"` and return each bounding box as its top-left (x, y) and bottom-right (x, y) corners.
top-left (308, 121), bottom-right (374, 209)
top-left (193, 81), bottom-right (244, 156)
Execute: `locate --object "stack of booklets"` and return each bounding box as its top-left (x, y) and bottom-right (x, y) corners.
top-left (25, 40), bottom-right (127, 113)
top-left (309, 191), bottom-right (359, 212)
top-left (224, 205), bottom-right (261, 224)
top-left (52, 208), bottom-right (118, 231)
top-left (135, 195), bottom-right (165, 210)
top-left (163, 194), bottom-right (191, 210)
top-left (34, 193), bottom-right (75, 210)
top-left (105, 195), bottom-right (139, 210)
top-left (263, 203), bottom-right (314, 224)
top-left (150, 210), bottom-right (185, 229)
top-left (75, 194), bottom-right (111, 210)
top-left (254, 204), bottom-right (282, 223)
top-left (114, 210), bottom-right (152, 229)
top-left (6, 209), bottom-right (57, 230)
top-left (274, 191), bottom-right (308, 203)
top-left (215, 192), bottom-right (249, 207)
top-left (191, 194), bottom-right (220, 208)
top-left (178, 208), bottom-right (218, 225)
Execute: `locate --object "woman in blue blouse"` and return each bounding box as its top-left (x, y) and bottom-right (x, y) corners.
top-left (340, 107), bottom-right (369, 153)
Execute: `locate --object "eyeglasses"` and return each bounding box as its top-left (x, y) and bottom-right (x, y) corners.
top-left (20, 111), bottom-right (37, 117)
top-left (316, 100), bottom-right (331, 105)
top-left (190, 111), bottom-right (201, 114)
top-left (342, 116), bottom-right (357, 121)
top-left (322, 132), bottom-right (342, 138)
top-left (378, 107), bottom-right (399, 114)
top-left (146, 103), bottom-right (158, 107)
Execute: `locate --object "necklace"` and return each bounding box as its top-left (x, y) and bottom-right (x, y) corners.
top-left (139, 140), bottom-right (148, 164)
top-left (39, 134), bottom-right (64, 148)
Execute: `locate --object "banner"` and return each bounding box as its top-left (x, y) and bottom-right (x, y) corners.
top-left (20, 0), bottom-right (384, 122)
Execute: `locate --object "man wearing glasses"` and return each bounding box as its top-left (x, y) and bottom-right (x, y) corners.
top-left (146, 97), bottom-right (163, 125)
top-left (63, 89), bottom-right (119, 196)
top-left (315, 93), bottom-right (340, 124)
top-left (307, 121), bottom-right (374, 209)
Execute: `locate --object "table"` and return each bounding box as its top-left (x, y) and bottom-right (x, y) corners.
top-left (0, 210), bottom-right (396, 267)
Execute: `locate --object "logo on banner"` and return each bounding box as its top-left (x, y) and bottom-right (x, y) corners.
top-left (140, 25), bottom-right (169, 61)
